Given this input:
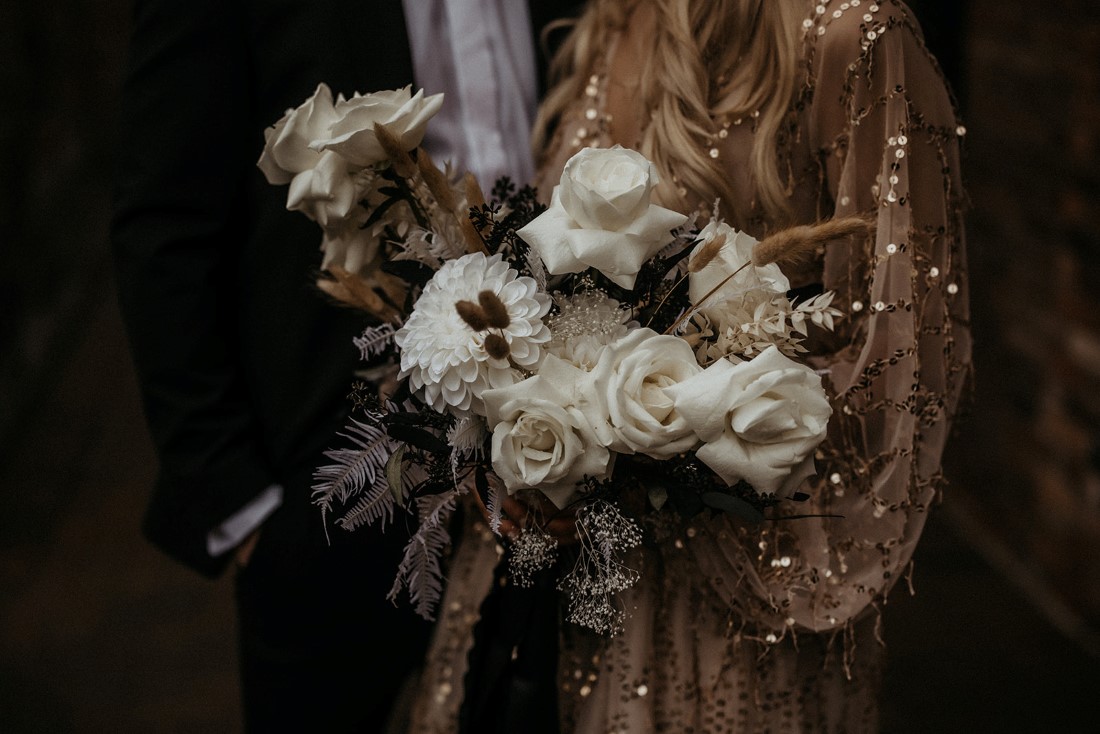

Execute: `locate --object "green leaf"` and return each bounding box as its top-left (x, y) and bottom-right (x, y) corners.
top-left (647, 485), bottom-right (669, 511)
top-left (386, 424), bottom-right (450, 454)
top-left (701, 491), bottom-right (765, 524)
top-left (385, 445), bottom-right (406, 505)
top-left (364, 194), bottom-right (402, 227)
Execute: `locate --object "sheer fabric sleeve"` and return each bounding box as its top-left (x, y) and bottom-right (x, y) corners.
top-left (688, 0), bottom-right (972, 637)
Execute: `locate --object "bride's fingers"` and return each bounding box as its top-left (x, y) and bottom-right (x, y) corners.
top-left (545, 516), bottom-right (578, 544)
top-left (498, 493), bottom-right (579, 543)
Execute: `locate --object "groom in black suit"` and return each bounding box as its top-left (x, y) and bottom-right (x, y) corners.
top-left (112, 0), bottom-right (575, 730)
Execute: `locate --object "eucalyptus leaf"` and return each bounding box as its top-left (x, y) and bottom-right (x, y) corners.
top-left (386, 424), bottom-right (450, 454)
top-left (701, 491), bottom-right (765, 524)
top-left (647, 485), bottom-right (669, 512)
top-left (384, 411), bottom-right (440, 428)
top-left (364, 194), bottom-right (401, 227)
top-left (385, 445), bottom-right (406, 504)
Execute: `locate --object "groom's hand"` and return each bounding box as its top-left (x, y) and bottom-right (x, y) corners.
top-left (234, 530), bottom-right (261, 568)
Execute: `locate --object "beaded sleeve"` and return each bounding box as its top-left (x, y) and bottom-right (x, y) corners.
top-left (689, 0), bottom-right (973, 638)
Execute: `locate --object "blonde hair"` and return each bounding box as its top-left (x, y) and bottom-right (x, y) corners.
top-left (533, 0), bottom-right (808, 224)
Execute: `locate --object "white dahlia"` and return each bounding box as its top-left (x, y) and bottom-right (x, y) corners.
top-left (395, 252), bottom-right (552, 417)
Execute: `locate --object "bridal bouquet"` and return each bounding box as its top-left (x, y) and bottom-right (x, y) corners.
top-left (259, 85), bottom-right (857, 635)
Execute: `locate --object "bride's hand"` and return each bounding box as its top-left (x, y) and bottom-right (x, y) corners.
top-left (499, 493), bottom-right (578, 546)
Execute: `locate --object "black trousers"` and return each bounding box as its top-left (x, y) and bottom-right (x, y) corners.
top-left (234, 476), bottom-right (431, 733)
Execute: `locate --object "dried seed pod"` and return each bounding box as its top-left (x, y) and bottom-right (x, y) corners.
top-left (688, 231), bottom-right (728, 273)
top-left (484, 333), bottom-right (511, 360)
top-left (455, 300), bottom-right (489, 331)
top-left (477, 290), bottom-right (512, 329)
top-left (752, 216), bottom-right (874, 268)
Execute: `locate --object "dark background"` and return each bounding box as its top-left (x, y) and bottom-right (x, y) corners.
top-left (1, 1), bottom-right (1098, 731)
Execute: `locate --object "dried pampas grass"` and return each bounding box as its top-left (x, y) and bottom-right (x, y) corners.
top-left (318, 265), bottom-right (405, 323)
top-left (372, 122), bottom-right (416, 179)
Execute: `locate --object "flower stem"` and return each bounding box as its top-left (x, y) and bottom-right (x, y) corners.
top-left (663, 260), bottom-right (751, 335)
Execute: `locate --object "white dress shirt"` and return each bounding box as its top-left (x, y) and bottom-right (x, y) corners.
top-left (402, 0), bottom-right (538, 187)
top-left (208, 0), bottom-right (540, 558)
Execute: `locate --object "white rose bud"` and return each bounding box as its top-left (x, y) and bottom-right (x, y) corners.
top-left (688, 219), bottom-right (790, 308)
top-left (257, 83), bottom-right (341, 185)
top-left (665, 346), bottom-right (831, 497)
top-left (518, 146), bottom-right (688, 289)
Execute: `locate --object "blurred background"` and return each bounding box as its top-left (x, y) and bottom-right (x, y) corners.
top-left (1, 1), bottom-right (1097, 731)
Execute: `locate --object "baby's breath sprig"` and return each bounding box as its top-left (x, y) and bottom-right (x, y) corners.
top-left (557, 499), bottom-right (643, 636)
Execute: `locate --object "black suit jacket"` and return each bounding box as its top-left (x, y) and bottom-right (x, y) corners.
top-left (112, 0), bottom-right (575, 577)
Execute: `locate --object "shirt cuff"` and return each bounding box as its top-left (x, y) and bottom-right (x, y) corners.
top-left (206, 484), bottom-right (284, 558)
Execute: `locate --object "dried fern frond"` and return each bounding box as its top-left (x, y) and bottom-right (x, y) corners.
top-left (353, 323), bottom-right (396, 361)
top-left (388, 486), bottom-right (466, 620)
top-left (447, 416), bottom-right (487, 459)
top-left (335, 481), bottom-right (396, 532)
top-left (312, 418), bottom-right (396, 540)
top-left (752, 215), bottom-right (874, 269)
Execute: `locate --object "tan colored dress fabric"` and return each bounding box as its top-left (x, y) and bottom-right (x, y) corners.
top-left (409, 1), bottom-right (972, 731)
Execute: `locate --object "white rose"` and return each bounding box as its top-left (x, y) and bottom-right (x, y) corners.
top-left (258, 84), bottom-right (363, 226)
top-left (319, 205), bottom-right (380, 275)
top-left (285, 149), bottom-right (361, 226)
top-left (517, 146), bottom-right (688, 289)
top-left (665, 346), bottom-right (831, 496)
top-left (688, 219), bottom-right (790, 307)
top-left (257, 83), bottom-right (341, 185)
top-left (483, 363), bottom-right (613, 509)
top-left (310, 87), bottom-right (444, 167)
top-left (589, 328), bottom-right (702, 459)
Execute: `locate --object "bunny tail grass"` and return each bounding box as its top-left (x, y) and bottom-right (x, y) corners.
top-left (752, 216), bottom-right (874, 268)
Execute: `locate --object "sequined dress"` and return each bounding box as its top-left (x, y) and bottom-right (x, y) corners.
top-left (409, 1), bottom-right (972, 731)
